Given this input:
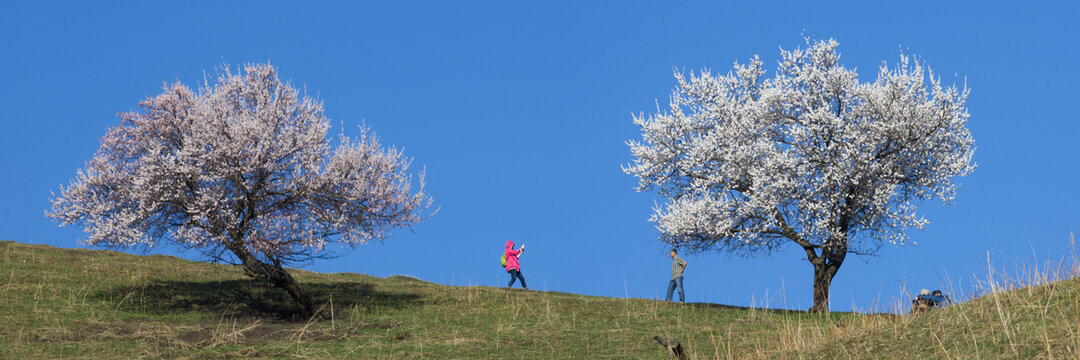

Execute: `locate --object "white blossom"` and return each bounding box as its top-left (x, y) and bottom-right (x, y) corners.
top-left (47, 63), bottom-right (432, 317)
top-left (50, 62), bottom-right (431, 256)
top-left (625, 38), bottom-right (974, 311)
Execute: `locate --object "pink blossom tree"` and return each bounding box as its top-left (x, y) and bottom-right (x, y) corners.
top-left (625, 38), bottom-right (975, 312)
top-left (48, 63), bottom-right (431, 319)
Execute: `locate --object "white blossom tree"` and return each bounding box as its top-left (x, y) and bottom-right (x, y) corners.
top-left (625, 38), bottom-right (975, 312)
top-left (48, 63), bottom-right (431, 319)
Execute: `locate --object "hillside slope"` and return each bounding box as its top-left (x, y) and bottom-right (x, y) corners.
top-left (1, 240), bottom-right (1076, 359)
top-left (813, 269), bottom-right (1080, 359)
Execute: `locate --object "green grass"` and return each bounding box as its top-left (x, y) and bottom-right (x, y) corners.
top-left (1, 240), bottom-right (1077, 359)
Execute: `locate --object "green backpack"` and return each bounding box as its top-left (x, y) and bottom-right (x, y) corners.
top-left (500, 254), bottom-right (507, 267)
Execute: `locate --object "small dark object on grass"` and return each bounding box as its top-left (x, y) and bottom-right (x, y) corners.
top-left (652, 335), bottom-right (688, 360)
top-left (393, 331), bottom-right (411, 341)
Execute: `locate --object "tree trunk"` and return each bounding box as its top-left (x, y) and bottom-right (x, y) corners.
top-left (267, 265), bottom-right (316, 319)
top-left (804, 240), bottom-right (846, 313)
top-left (227, 240), bottom-right (317, 319)
top-left (809, 262), bottom-right (839, 313)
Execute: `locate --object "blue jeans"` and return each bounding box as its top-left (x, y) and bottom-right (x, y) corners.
top-left (666, 276), bottom-right (684, 302)
top-left (507, 269), bottom-right (527, 288)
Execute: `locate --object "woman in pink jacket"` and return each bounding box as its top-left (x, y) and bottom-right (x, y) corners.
top-left (504, 240), bottom-right (528, 290)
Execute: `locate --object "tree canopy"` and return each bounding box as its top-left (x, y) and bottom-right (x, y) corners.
top-left (625, 38), bottom-right (975, 312)
top-left (48, 63), bottom-right (432, 318)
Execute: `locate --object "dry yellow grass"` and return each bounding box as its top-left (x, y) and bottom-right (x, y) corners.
top-left (1, 239), bottom-right (1077, 359)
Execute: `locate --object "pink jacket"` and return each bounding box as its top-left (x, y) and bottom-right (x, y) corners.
top-left (504, 240), bottom-right (522, 272)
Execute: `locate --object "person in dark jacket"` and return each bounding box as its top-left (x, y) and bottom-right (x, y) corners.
top-left (929, 290), bottom-right (951, 306)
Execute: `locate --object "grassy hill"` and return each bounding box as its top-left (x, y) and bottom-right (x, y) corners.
top-left (1, 240), bottom-right (1077, 359)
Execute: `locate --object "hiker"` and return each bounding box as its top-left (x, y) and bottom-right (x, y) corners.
top-left (929, 290), bottom-right (952, 306)
top-left (910, 289), bottom-right (951, 314)
top-left (916, 289), bottom-right (951, 307)
top-left (665, 249), bottom-right (687, 303)
top-left (504, 240), bottom-right (528, 290)
top-left (910, 289), bottom-right (934, 314)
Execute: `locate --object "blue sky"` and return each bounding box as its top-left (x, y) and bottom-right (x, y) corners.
top-left (2, 1), bottom-right (1078, 312)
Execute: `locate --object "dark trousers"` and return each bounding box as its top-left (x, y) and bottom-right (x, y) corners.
top-left (507, 269), bottom-right (527, 288)
top-left (666, 276), bottom-right (684, 302)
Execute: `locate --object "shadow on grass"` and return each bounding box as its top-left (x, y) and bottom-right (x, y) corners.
top-left (97, 279), bottom-right (424, 321)
top-left (686, 302), bottom-right (801, 313)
